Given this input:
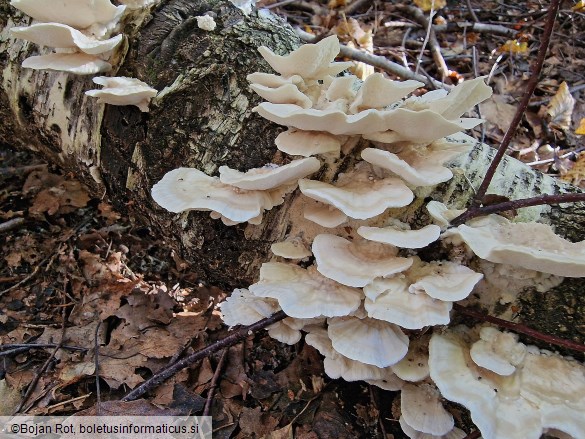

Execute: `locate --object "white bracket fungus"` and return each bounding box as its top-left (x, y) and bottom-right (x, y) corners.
top-left (327, 317), bottom-right (409, 368)
top-left (391, 335), bottom-right (430, 382)
top-left (270, 239), bottom-right (312, 260)
top-left (10, 0), bottom-right (126, 74)
top-left (248, 263), bottom-right (362, 318)
top-left (195, 15), bottom-right (216, 31)
top-left (445, 215), bottom-right (585, 277)
top-left (348, 73), bottom-right (423, 113)
top-left (361, 144), bottom-right (470, 187)
top-left (357, 224), bottom-right (441, 248)
top-left (218, 158), bottom-right (320, 190)
top-left (219, 288), bottom-right (279, 327)
top-left (312, 234), bottom-right (413, 287)
top-left (151, 168), bottom-right (274, 224)
top-left (469, 326), bottom-right (527, 376)
top-left (85, 76), bottom-right (158, 111)
top-left (302, 201), bottom-right (348, 228)
top-left (429, 328), bottom-right (585, 439)
top-left (274, 129), bottom-right (342, 157)
top-left (400, 383), bottom-right (455, 437)
top-left (408, 260), bottom-right (483, 302)
top-left (257, 35), bottom-right (352, 80)
top-left (21, 53), bottom-right (113, 75)
top-left (299, 173), bottom-right (414, 220)
top-left (305, 328), bottom-right (403, 386)
top-left (363, 277), bottom-right (453, 329)
top-left (10, 0), bottom-right (126, 34)
top-left (11, 23), bottom-right (123, 55)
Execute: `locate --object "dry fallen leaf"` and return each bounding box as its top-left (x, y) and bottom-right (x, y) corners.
top-left (413, 0), bottom-right (446, 12)
top-left (498, 39), bottom-right (529, 55)
top-left (561, 152), bottom-right (585, 188)
top-left (546, 81), bottom-right (575, 131)
top-left (575, 117), bottom-right (585, 135)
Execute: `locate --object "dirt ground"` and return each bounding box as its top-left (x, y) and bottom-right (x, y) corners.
top-left (1, 1), bottom-right (584, 438)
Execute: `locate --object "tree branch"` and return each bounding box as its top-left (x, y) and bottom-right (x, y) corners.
top-left (470, 0), bottom-right (562, 207)
top-left (122, 311), bottom-right (287, 402)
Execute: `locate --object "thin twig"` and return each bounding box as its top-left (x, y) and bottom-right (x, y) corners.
top-left (15, 305), bottom-right (68, 413)
top-left (453, 304), bottom-right (585, 353)
top-left (0, 343), bottom-right (87, 357)
top-left (470, 0), bottom-right (562, 208)
top-left (295, 28), bottom-right (450, 90)
top-left (203, 349), bottom-right (228, 416)
top-left (343, 0), bottom-right (372, 15)
top-left (526, 146), bottom-right (585, 166)
top-left (122, 311), bottom-right (287, 402)
top-left (369, 385), bottom-right (388, 439)
top-left (397, 4), bottom-right (450, 80)
top-left (465, 0), bottom-right (480, 23)
top-left (434, 21), bottom-right (516, 37)
top-left (94, 321), bottom-right (102, 415)
top-left (0, 217), bottom-right (24, 233)
top-left (450, 192), bottom-right (585, 225)
top-left (0, 254), bottom-right (54, 296)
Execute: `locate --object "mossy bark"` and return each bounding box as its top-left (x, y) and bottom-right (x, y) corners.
top-left (1, 0), bottom-right (585, 353)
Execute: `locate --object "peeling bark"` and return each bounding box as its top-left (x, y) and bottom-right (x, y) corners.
top-left (1, 0), bottom-right (584, 338)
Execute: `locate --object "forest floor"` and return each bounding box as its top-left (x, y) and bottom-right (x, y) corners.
top-left (1, 1), bottom-right (585, 438)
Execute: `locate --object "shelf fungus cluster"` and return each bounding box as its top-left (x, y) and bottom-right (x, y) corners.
top-left (9, 0), bottom-right (158, 111)
top-left (10, 0), bottom-right (125, 74)
top-left (152, 36), bottom-right (585, 438)
top-left (430, 326), bottom-right (585, 439)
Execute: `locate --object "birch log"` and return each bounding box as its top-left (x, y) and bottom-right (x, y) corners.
top-left (1, 0), bottom-right (584, 350)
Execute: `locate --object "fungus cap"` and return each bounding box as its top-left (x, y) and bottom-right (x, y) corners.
top-left (469, 326), bottom-right (526, 376)
top-left (426, 201), bottom-right (466, 229)
top-left (249, 83), bottom-right (313, 108)
top-left (327, 316), bottom-right (409, 368)
top-left (255, 103), bottom-right (482, 139)
top-left (446, 215), bottom-right (585, 277)
top-left (270, 239), bottom-right (312, 259)
top-left (86, 76), bottom-right (157, 111)
top-left (275, 129), bottom-right (342, 157)
top-left (299, 175), bottom-right (413, 220)
top-left (364, 277), bottom-right (452, 329)
top-left (303, 201), bottom-right (348, 228)
top-left (218, 158), bottom-right (320, 190)
top-left (401, 383), bottom-right (454, 436)
top-left (305, 328), bottom-right (402, 384)
top-left (247, 72), bottom-right (304, 88)
top-left (249, 263), bottom-right (362, 318)
top-left (151, 167), bottom-right (271, 223)
top-left (429, 328), bottom-right (585, 439)
top-left (349, 73), bottom-right (422, 113)
top-left (11, 23), bottom-right (123, 54)
top-left (195, 15), bottom-right (216, 31)
top-left (361, 145), bottom-right (470, 187)
top-left (257, 35), bottom-right (351, 79)
top-left (219, 288), bottom-right (279, 327)
top-left (426, 76), bottom-right (493, 120)
top-left (398, 417), bottom-right (466, 439)
top-left (408, 261), bottom-right (483, 301)
top-left (11, 0), bottom-right (125, 31)
top-left (312, 234), bottom-right (413, 287)
top-left (357, 224), bottom-right (441, 248)
top-left (325, 76), bottom-right (357, 101)
top-left (391, 335), bottom-right (430, 382)
top-left (22, 53), bottom-right (112, 74)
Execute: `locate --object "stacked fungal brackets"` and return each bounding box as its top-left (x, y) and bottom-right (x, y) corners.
top-left (154, 36), bottom-right (585, 439)
top-left (9, 0), bottom-right (158, 111)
